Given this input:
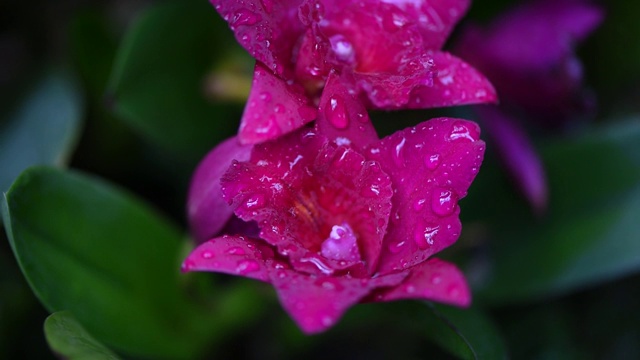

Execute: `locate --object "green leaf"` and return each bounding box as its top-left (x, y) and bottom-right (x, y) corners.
top-left (0, 72), bottom-right (83, 193)
top-left (466, 119), bottom-right (640, 303)
top-left (44, 311), bottom-right (120, 360)
top-left (3, 167), bottom-right (213, 359)
top-left (107, 0), bottom-right (244, 160)
top-left (423, 304), bottom-right (508, 360)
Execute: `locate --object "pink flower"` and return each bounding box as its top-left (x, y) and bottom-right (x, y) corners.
top-left (455, 0), bottom-right (603, 119)
top-left (453, 0), bottom-right (602, 212)
top-left (183, 105), bottom-right (485, 333)
top-left (211, 0), bottom-right (496, 144)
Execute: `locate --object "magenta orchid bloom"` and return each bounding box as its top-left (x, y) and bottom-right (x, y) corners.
top-left (212, 0), bottom-right (496, 144)
top-left (183, 109), bottom-right (485, 333)
top-left (453, 0), bottom-right (602, 212)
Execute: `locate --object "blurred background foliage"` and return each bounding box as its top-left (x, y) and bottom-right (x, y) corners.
top-left (1, 0), bottom-right (639, 358)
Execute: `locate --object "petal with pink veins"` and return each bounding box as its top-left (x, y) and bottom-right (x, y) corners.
top-left (404, 52), bottom-right (497, 109)
top-left (188, 136), bottom-right (253, 243)
top-left (269, 267), bottom-right (408, 333)
top-left (181, 235), bottom-right (276, 282)
top-left (372, 258), bottom-right (471, 307)
top-left (366, 118), bottom-right (485, 273)
top-left (239, 63), bottom-right (317, 144)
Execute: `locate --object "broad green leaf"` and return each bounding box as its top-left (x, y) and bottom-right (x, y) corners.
top-left (107, 0), bottom-right (245, 160)
top-left (0, 72), bottom-right (82, 193)
top-left (44, 311), bottom-right (120, 360)
top-left (2, 167), bottom-right (213, 359)
top-left (423, 304), bottom-right (508, 360)
top-left (466, 119), bottom-right (640, 303)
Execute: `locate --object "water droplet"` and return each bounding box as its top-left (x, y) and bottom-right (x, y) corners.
top-left (236, 260), bottom-right (260, 274)
top-left (274, 103), bottom-right (285, 113)
top-left (231, 9), bottom-right (261, 27)
top-left (301, 256), bottom-right (334, 274)
top-left (414, 225), bottom-right (439, 249)
top-left (181, 260), bottom-right (195, 272)
top-left (202, 251), bottom-right (213, 259)
top-left (425, 153), bottom-right (440, 170)
top-left (259, 92), bottom-right (272, 102)
top-left (413, 198), bottom-right (427, 211)
top-left (431, 189), bottom-right (456, 216)
top-left (255, 114), bottom-right (282, 137)
top-left (449, 121), bottom-right (476, 142)
top-left (393, 137), bottom-right (406, 167)
top-left (280, 244), bottom-right (298, 256)
top-left (226, 246), bottom-right (246, 255)
top-left (405, 284), bottom-right (416, 294)
top-left (329, 34), bottom-right (355, 64)
top-left (325, 96), bottom-right (349, 129)
top-left (321, 316), bottom-right (333, 327)
top-left (447, 284), bottom-right (461, 299)
top-left (277, 270), bottom-right (287, 279)
top-left (388, 240), bottom-right (406, 254)
top-left (431, 273), bottom-right (442, 285)
top-left (244, 194), bottom-right (265, 209)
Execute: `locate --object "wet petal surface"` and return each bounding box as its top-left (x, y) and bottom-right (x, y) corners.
top-left (222, 128), bottom-right (393, 275)
top-left (366, 118), bottom-right (485, 273)
top-left (372, 258), bottom-right (471, 307)
top-left (182, 235), bottom-right (275, 282)
top-left (403, 52), bottom-right (497, 110)
top-left (239, 63), bottom-right (317, 144)
top-left (269, 267), bottom-right (407, 333)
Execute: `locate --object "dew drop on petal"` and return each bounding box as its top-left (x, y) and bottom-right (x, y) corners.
top-left (449, 121), bottom-right (476, 142)
top-left (236, 259), bottom-right (260, 274)
top-left (226, 246), bottom-right (246, 255)
top-left (414, 225), bottom-right (439, 249)
top-left (329, 34), bottom-right (356, 65)
top-left (259, 91), bottom-right (272, 103)
top-left (425, 153), bottom-right (440, 170)
top-left (393, 137), bottom-right (406, 167)
top-left (431, 189), bottom-right (456, 216)
top-left (388, 240), bottom-right (406, 254)
top-left (325, 96), bottom-right (349, 129)
top-left (202, 251), bottom-right (214, 259)
top-left (413, 198), bottom-right (427, 211)
top-left (181, 260), bottom-right (195, 272)
top-left (231, 9), bottom-right (262, 27)
top-left (321, 316), bottom-right (334, 327)
top-left (430, 273), bottom-right (442, 285)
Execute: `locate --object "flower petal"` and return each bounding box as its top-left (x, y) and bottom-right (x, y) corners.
top-left (181, 235), bottom-right (275, 282)
top-left (269, 268), bottom-right (407, 333)
top-left (222, 128), bottom-right (393, 274)
top-left (380, 0), bottom-right (470, 49)
top-left (188, 136), bottom-right (252, 243)
top-left (456, 1), bottom-right (603, 73)
top-left (238, 63), bottom-right (317, 144)
top-left (366, 118), bottom-right (485, 273)
top-left (476, 106), bottom-right (548, 213)
top-left (316, 71), bottom-right (379, 148)
top-left (211, 0), bottom-right (305, 77)
top-left (372, 258), bottom-right (471, 307)
top-left (404, 52), bottom-right (497, 109)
